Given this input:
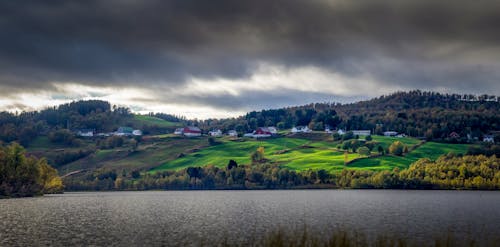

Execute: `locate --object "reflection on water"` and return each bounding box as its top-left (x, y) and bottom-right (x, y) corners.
top-left (1, 190), bottom-right (499, 246)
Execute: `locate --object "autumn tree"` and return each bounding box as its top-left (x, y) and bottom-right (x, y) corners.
top-left (389, 141), bottom-right (405, 156)
top-left (358, 146), bottom-right (371, 156)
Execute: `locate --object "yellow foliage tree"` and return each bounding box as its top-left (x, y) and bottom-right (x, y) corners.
top-left (38, 159), bottom-right (64, 194)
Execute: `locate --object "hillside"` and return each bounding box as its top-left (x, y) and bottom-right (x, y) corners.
top-left (0, 91), bottom-right (496, 190)
top-left (190, 91), bottom-right (500, 142)
top-left (149, 135), bottom-right (473, 173)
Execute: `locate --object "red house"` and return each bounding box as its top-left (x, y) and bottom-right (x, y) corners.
top-left (449, 132), bottom-right (460, 139)
top-left (255, 127), bottom-right (272, 135)
top-left (183, 126), bottom-right (202, 137)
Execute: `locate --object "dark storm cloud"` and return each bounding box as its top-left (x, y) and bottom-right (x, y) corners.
top-left (1, 0), bottom-right (500, 97)
top-left (143, 89), bottom-right (365, 112)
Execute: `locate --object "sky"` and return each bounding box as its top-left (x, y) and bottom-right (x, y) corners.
top-left (1, 0), bottom-right (500, 119)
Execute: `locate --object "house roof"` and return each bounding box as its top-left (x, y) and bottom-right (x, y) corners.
top-left (77, 129), bottom-right (94, 132)
top-left (117, 127), bottom-right (133, 133)
top-left (184, 126), bottom-right (201, 132)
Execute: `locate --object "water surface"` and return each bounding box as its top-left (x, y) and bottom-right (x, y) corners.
top-left (1, 190), bottom-right (499, 246)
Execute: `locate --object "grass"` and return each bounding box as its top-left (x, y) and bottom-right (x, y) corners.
top-left (152, 136), bottom-right (474, 173)
top-left (132, 115), bottom-right (180, 127)
top-left (370, 135), bottom-right (422, 150)
top-left (58, 137), bottom-right (207, 175)
top-left (53, 133), bottom-right (474, 176)
top-left (348, 142), bottom-right (472, 171)
top-left (279, 150), bottom-right (359, 172)
top-left (27, 136), bottom-right (68, 151)
top-left (151, 138), bottom-right (311, 172)
top-left (240, 226), bottom-right (492, 247)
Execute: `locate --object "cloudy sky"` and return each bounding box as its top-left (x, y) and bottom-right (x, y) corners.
top-left (1, 0), bottom-right (499, 118)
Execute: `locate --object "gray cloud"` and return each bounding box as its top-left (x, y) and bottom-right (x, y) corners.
top-left (0, 0), bottom-right (500, 109)
top-left (145, 88), bottom-right (365, 112)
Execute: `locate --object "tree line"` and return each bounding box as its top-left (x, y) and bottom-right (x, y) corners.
top-left (0, 143), bottom-right (63, 198)
top-left (186, 91), bottom-right (500, 142)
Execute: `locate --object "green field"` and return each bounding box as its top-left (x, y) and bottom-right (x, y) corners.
top-left (370, 135), bottom-right (422, 150)
top-left (151, 138), bottom-right (311, 171)
top-left (132, 115), bottom-right (180, 127)
top-left (52, 133), bottom-right (474, 175)
top-left (348, 142), bottom-right (471, 171)
top-left (151, 136), bottom-right (473, 173)
top-left (57, 137), bottom-right (207, 174)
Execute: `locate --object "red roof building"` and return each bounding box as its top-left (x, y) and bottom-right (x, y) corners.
top-left (449, 132), bottom-right (460, 139)
top-left (255, 127), bottom-right (272, 135)
top-left (183, 126), bottom-right (202, 137)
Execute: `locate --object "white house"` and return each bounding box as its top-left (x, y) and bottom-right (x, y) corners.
top-left (243, 132), bottom-right (255, 137)
top-left (383, 131), bottom-right (398, 136)
top-left (267, 126), bottom-right (278, 134)
top-left (115, 127), bottom-right (134, 136)
top-left (174, 128), bottom-right (184, 135)
top-left (337, 129), bottom-right (345, 135)
top-left (209, 129), bottom-right (222, 137)
top-left (325, 126), bottom-right (332, 133)
top-left (352, 130), bottom-right (371, 136)
top-left (291, 126), bottom-right (310, 133)
top-left (76, 129), bottom-right (94, 137)
top-left (483, 135), bottom-right (495, 143)
top-left (227, 130), bottom-right (238, 137)
top-left (132, 130), bottom-right (143, 136)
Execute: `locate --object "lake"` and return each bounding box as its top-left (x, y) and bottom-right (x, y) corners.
top-left (1, 190), bottom-right (499, 246)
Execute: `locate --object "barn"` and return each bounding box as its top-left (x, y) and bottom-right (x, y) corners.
top-left (183, 126), bottom-right (202, 137)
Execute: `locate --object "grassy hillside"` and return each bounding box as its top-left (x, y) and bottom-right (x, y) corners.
top-left (151, 137), bottom-right (311, 171)
top-left (50, 133), bottom-right (474, 177)
top-left (132, 115), bottom-right (180, 128)
top-left (56, 136), bottom-right (207, 175)
top-left (348, 142), bottom-right (471, 171)
top-left (151, 136), bottom-right (472, 173)
top-left (370, 136), bottom-right (421, 150)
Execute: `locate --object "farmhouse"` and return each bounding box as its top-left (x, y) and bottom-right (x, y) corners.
top-left (352, 130), bottom-right (371, 136)
top-left (325, 126), bottom-right (332, 133)
top-left (132, 130), bottom-right (143, 136)
top-left (183, 126), bottom-right (202, 137)
top-left (227, 130), bottom-right (238, 137)
top-left (337, 129), bottom-right (345, 135)
top-left (174, 128), bottom-right (184, 135)
top-left (209, 129), bottom-right (222, 137)
top-left (115, 127), bottom-right (134, 136)
top-left (245, 127), bottom-right (273, 138)
top-left (383, 131), bottom-right (398, 136)
top-left (291, 126), bottom-right (311, 133)
top-left (267, 127), bottom-right (278, 134)
top-left (483, 134), bottom-right (494, 143)
top-left (76, 129), bottom-right (94, 137)
top-left (243, 132), bottom-right (255, 137)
